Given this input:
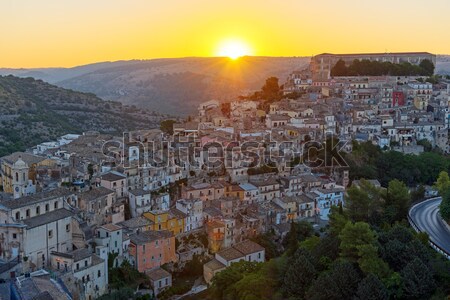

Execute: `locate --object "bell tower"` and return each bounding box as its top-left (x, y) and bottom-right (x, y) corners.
top-left (12, 157), bottom-right (29, 199)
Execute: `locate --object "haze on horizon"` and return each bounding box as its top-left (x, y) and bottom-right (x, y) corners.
top-left (1, 0), bottom-right (450, 68)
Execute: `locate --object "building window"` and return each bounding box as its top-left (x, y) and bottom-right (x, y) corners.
top-left (45, 204), bottom-right (49, 212)
top-left (54, 202), bottom-right (58, 209)
top-left (12, 233), bottom-right (17, 239)
top-left (66, 224), bottom-right (70, 232)
top-left (15, 212), bottom-right (20, 220)
top-left (76, 263), bottom-right (79, 270)
top-left (36, 206), bottom-right (40, 215)
top-left (48, 230), bottom-right (53, 238)
top-left (98, 270), bottom-right (101, 278)
top-left (26, 209), bottom-right (30, 218)
top-left (85, 260), bottom-right (88, 267)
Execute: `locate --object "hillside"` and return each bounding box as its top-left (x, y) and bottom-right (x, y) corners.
top-left (1, 57), bottom-right (310, 115)
top-left (0, 75), bottom-right (170, 156)
top-left (2, 55), bottom-right (448, 116)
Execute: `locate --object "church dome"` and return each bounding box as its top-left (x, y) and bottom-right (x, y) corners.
top-left (13, 157), bottom-right (28, 169)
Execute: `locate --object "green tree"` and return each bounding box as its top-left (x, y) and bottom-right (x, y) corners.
top-left (355, 274), bottom-right (389, 300)
top-left (328, 204), bottom-right (349, 236)
top-left (400, 258), bottom-right (436, 299)
top-left (209, 261), bottom-right (262, 299)
top-left (435, 171), bottom-right (450, 195)
top-left (439, 188), bottom-right (450, 221)
top-left (307, 262), bottom-right (362, 300)
top-left (339, 222), bottom-right (377, 262)
top-left (383, 179), bottom-right (410, 223)
top-left (346, 179), bottom-right (382, 222)
top-left (282, 249), bottom-right (317, 299)
top-left (419, 59), bottom-right (435, 76)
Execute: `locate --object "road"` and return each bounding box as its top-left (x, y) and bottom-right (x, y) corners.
top-left (409, 197), bottom-right (450, 256)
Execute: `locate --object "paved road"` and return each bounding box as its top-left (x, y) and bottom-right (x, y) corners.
top-left (409, 197), bottom-right (450, 255)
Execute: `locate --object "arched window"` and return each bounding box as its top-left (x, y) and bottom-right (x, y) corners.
top-left (15, 212), bottom-right (20, 220)
top-left (15, 172), bottom-right (19, 182)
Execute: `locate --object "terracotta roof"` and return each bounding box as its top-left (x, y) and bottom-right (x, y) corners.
top-left (217, 247), bottom-right (244, 261)
top-left (204, 258), bottom-right (226, 271)
top-left (233, 240), bottom-right (265, 255)
top-left (101, 223), bottom-right (122, 232)
top-left (146, 267), bottom-right (171, 281)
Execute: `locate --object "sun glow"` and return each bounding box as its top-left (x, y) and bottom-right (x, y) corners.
top-left (216, 39), bottom-right (252, 59)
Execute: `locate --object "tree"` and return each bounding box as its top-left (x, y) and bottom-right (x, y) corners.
top-left (209, 261), bottom-right (262, 299)
top-left (331, 59), bottom-right (347, 76)
top-left (400, 258), bottom-right (436, 299)
top-left (355, 274), bottom-right (389, 300)
top-left (307, 262), bottom-right (362, 300)
top-left (160, 119), bottom-right (176, 135)
top-left (282, 221), bottom-right (314, 255)
top-left (383, 179), bottom-right (410, 223)
top-left (328, 204), bottom-right (349, 236)
top-left (250, 231), bottom-right (280, 260)
top-left (339, 222), bottom-right (377, 262)
top-left (261, 77), bottom-right (280, 101)
top-left (282, 249), bottom-right (317, 299)
top-left (419, 59), bottom-right (435, 76)
top-left (434, 171), bottom-right (450, 195)
top-left (439, 188), bottom-right (450, 222)
top-left (417, 139), bottom-right (432, 152)
top-left (345, 179), bottom-right (382, 222)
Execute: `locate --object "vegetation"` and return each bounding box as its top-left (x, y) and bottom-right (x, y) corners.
top-left (160, 119), bottom-right (176, 135)
top-left (345, 140), bottom-right (450, 187)
top-left (0, 75), bottom-right (166, 156)
top-left (436, 171), bottom-right (450, 222)
top-left (204, 176), bottom-right (450, 299)
top-left (331, 59), bottom-right (435, 77)
top-left (198, 162), bottom-right (450, 300)
top-left (108, 260), bottom-right (149, 290)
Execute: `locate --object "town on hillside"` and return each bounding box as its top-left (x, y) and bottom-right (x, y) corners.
top-left (1, 52), bottom-right (450, 299)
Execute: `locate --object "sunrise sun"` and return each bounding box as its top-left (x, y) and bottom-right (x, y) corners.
top-left (216, 39), bottom-right (252, 59)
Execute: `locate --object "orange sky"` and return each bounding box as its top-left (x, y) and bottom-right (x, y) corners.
top-left (1, 0), bottom-right (449, 68)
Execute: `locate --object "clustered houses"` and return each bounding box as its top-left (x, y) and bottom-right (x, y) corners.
top-left (0, 52), bottom-right (447, 296)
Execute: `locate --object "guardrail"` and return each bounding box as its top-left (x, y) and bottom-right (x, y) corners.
top-left (408, 197), bottom-right (450, 260)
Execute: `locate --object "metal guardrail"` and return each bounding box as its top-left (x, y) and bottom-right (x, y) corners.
top-left (408, 197), bottom-right (450, 260)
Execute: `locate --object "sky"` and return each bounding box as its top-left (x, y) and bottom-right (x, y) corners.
top-left (1, 0), bottom-right (449, 68)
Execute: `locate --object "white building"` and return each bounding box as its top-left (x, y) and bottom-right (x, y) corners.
top-left (51, 248), bottom-right (108, 300)
top-left (95, 224), bottom-right (123, 257)
top-left (176, 198), bottom-right (203, 232)
top-left (313, 187), bottom-right (345, 220)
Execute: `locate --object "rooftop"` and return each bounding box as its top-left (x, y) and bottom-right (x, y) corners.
top-left (216, 247), bottom-right (244, 261)
top-left (204, 258), bottom-right (226, 271)
top-left (0, 188), bottom-right (73, 210)
top-left (22, 209), bottom-right (73, 229)
top-left (1, 152), bottom-right (46, 165)
top-left (129, 230), bottom-right (173, 245)
top-left (80, 186), bottom-right (115, 201)
top-left (233, 240), bottom-right (265, 255)
top-left (146, 267), bottom-right (171, 281)
top-left (101, 171), bottom-right (126, 182)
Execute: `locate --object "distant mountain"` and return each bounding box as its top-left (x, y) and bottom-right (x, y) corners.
top-left (0, 75), bottom-right (170, 156)
top-left (0, 57), bottom-right (311, 115)
top-left (2, 55), bottom-right (448, 116)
